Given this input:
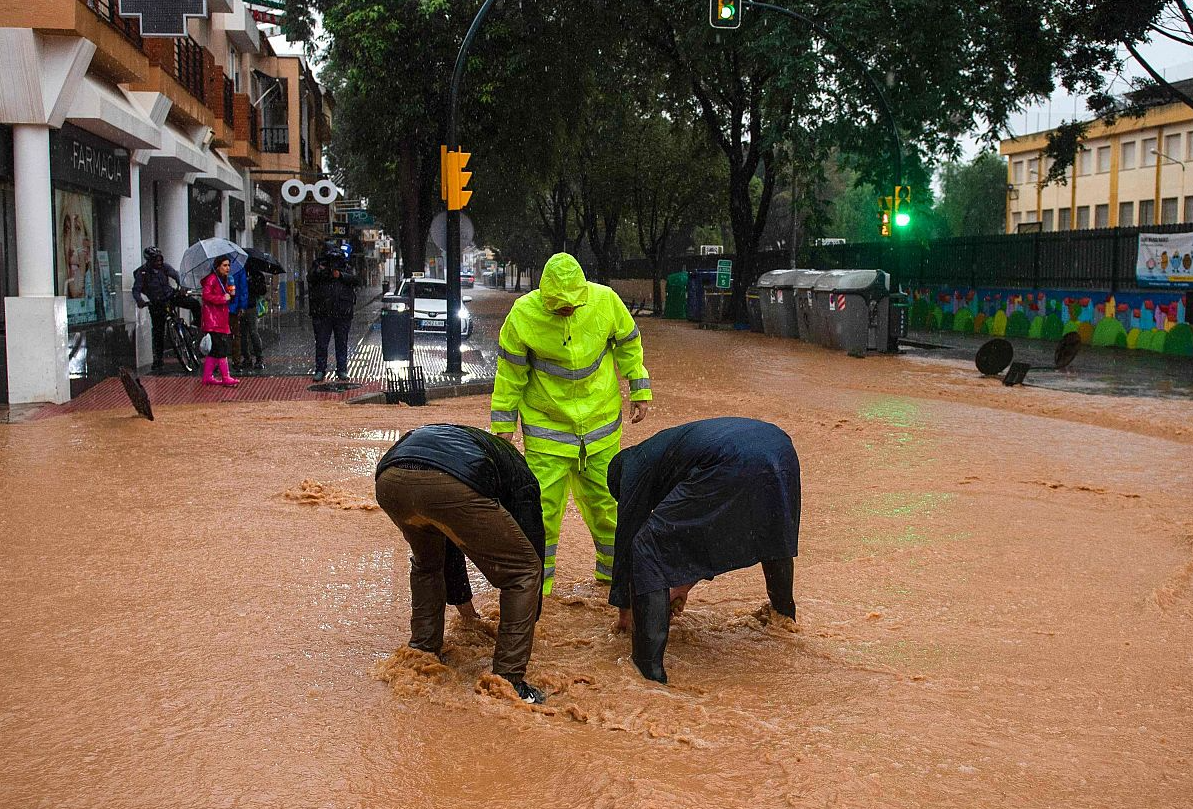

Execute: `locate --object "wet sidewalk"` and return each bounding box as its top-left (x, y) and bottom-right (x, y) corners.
top-left (901, 328), bottom-right (1193, 399)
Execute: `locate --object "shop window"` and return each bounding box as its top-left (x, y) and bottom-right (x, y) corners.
top-left (53, 187), bottom-right (123, 327)
top-left (1118, 201), bottom-right (1134, 227)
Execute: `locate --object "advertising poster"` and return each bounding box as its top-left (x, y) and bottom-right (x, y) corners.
top-left (56, 189), bottom-right (97, 325)
top-left (1136, 232), bottom-right (1193, 288)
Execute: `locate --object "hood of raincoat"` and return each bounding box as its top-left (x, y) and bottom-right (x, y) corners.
top-left (539, 253), bottom-right (590, 311)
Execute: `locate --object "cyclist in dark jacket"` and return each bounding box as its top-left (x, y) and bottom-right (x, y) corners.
top-left (132, 246), bottom-right (200, 371)
top-left (307, 242), bottom-right (362, 382)
top-left (375, 424), bottom-right (548, 704)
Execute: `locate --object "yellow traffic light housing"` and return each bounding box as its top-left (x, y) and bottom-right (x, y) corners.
top-left (878, 195), bottom-right (893, 237)
top-left (441, 146), bottom-right (473, 211)
top-left (710, 0), bottom-right (742, 29)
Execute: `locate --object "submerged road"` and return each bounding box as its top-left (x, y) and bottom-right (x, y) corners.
top-left (1, 291), bottom-right (1190, 808)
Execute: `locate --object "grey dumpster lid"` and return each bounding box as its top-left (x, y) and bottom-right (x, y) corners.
top-left (757, 269), bottom-right (802, 288)
top-left (812, 269), bottom-right (889, 294)
top-left (791, 269), bottom-right (823, 289)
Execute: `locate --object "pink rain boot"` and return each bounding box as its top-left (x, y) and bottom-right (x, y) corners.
top-left (201, 356), bottom-right (220, 385)
top-left (216, 358), bottom-right (240, 386)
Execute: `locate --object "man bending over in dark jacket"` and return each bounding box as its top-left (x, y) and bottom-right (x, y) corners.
top-left (607, 417), bottom-right (801, 684)
top-left (375, 424), bottom-right (548, 704)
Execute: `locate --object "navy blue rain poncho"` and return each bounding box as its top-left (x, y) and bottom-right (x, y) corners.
top-left (606, 417), bottom-right (801, 609)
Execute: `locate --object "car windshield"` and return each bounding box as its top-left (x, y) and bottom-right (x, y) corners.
top-left (400, 282), bottom-right (447, 300)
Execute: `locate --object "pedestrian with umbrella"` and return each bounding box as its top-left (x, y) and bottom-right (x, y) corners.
top-left (237, 248), bottom-right (283, 372)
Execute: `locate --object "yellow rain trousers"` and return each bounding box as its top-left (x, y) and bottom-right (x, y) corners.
top-left (490, 253), bottom-right (652, 594)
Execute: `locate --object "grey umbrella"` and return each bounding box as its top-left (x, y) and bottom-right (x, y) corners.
top-left (179, 238), bottom-right (248, 287)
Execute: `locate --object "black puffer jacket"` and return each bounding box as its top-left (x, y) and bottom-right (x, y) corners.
top-left (375, 424), bottom-right (547, 558)
top-left (308, 251), bottom-right (362, 318)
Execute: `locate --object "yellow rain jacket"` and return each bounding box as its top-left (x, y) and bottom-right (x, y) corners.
top-left (490, 253), bottom-right (652, 456)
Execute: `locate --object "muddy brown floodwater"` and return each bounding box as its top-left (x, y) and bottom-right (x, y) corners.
top-left (1, 305), bottom-right (1191, 808)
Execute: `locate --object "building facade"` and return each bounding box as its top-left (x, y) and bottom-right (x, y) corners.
top-left (0, 0), bottom-right (331, 404)
top-left (1002, 84), bottom-right (1193, 234)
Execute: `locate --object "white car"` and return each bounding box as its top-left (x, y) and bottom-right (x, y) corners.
top-left (395, 278), bottom-right (473, 338)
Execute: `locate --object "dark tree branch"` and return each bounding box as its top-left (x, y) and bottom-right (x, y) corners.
top-left (1125, 38), bottom-right (1193, 112)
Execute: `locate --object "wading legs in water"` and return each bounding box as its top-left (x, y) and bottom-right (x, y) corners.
top-left (631, 588), bottom-right (671, 684)
top-left (761, 558), bottom-right (796, 620)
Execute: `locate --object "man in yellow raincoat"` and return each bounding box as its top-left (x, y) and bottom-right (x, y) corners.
top-left (491, 252), bottom-right (652, 594)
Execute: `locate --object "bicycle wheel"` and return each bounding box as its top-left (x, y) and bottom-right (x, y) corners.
top-left (169, 319), bottom-right (197, 373)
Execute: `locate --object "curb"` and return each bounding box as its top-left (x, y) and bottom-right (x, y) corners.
top-left (346, 379), bottom-right (495, 406)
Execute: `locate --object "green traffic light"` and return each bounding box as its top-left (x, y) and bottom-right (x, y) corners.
top-left (720, 3), bottom-right (735, 18)
top-left (894, 212), bottom-right (911, 227)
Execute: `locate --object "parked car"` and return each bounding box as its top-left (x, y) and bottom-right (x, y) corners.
top-left (396, 278), bottom-right (473, 338)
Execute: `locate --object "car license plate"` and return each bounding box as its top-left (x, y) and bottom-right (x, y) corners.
top-left (418, 319), bottom-right (443, 328)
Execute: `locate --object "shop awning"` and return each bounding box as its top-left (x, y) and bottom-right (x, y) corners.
top-left (197, 150), bottom-right (244, 192)
top-left (144, 123), bottom-right (207, 177)
top-left (67, 77), bottom-right (160, 151)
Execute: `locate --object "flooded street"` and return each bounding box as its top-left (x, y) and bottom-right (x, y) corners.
top-left (2, 304), bottom-right (1191, 808)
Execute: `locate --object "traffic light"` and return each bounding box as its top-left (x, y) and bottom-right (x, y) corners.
top-left (894, 185), bottom-right (911, 228)
top-left (710, 0), bottom-right (742, 29)
top-left (441, 146), bottom-right (473, 211)
top-left (878, 195), bottom-right (893, 237)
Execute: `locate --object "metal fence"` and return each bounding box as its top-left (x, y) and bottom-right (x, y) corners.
top-left (174, 36), bottom-right (205, 103)
top-left (260, 126), bottom-right (289, 154)
top-left (808, 224), bottom-right (1193, 292)
top-left (611, 250), bottom-right (791, 281)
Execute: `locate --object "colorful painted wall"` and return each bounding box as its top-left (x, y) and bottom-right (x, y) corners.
top-left (908, 287), bottom-right (1192, 356)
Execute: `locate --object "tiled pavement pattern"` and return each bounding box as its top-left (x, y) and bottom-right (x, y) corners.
top-left (31, 286), bottom-right (509, 419)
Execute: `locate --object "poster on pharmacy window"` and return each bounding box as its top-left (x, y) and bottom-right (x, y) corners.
top-left (55, 189), bottom-right (97, 325)
top-left (1136, 231), bottom-right (1193, 288)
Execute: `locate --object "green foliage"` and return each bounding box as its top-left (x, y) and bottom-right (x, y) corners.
top-left (1091, 316), bottom-right (1127, 348)
top-left (935, 152), bottom-right (1008, 236)
top-left (1005, 310), bottom-right (1030, 338)
top-left (1164, 323), bottom-right (1193, 356)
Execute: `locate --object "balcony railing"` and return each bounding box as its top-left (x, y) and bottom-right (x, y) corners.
top-left (174, 36), bottom-right (206, 103)
top-left (260, 126), bottom-right (290, 154)
top-left (223, 77), bottom-right (235, 128)
top-left (249, 106), bottom-right (260, 151)
top-left (84, 0), bottom-right (143, 50)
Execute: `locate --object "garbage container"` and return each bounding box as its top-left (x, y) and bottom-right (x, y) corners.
top-left (756, 269), bottom-right (802, 337)
top-left (813, 269), bottom-right (891, 355)
top-left (686, 269), bottom-right (718, 322)
top-left (381, 293), bottom-right (413, 362)
top-left (746, 286), bottom-right (764, 333)
top-left (664, 271), bottom-right (689, 319)
top-left (792, 270), bottom-right (822, 341)
top-left (887, 291), bottom-right (909, 352)
top-left (702, 287), bottom-right (732, 324)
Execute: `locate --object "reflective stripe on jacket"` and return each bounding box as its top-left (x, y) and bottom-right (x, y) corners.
top-left (491, 253), bottom-right (651, 458)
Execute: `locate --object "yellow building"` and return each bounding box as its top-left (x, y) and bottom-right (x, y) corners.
top-left (1001, 82), bottom-right (1193, 233)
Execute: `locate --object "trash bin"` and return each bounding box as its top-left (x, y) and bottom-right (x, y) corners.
top-left (686, 269), bottom-right (718, 322)
top-left (792, 270), bottom-right (822, 341)
top-left (381, 293), bottom-right (413, 362)
top-left (887, 291), bottom-right (909, 352)
top-left (813, 269), bottom-right (891, 355)
top-left (756, 269), bottom-right (801, 337)
top-left (746, 286), bottom-right (764, 333)
top-left (664, 271), bottom-right (689, 319)
top-left (702, 287), bottom-right (732, 324)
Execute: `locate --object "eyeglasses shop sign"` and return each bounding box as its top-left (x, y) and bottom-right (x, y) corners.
top-left (50, 125), bottom-right (131, 198)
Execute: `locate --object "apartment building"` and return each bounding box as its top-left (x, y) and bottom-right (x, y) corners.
top-left (1002, 80), bottom-right (1193, 235)
top-left (0, 0), bottom-right (332, 404)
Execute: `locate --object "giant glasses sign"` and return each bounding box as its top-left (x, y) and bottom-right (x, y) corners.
top-left (119, 1), bottom-right (208, 38)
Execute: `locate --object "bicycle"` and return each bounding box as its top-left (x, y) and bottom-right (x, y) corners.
top-left (162, 291), bottom-right (202, 373)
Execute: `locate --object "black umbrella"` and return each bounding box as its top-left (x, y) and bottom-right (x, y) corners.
top-left (119, 367), bottom-right (154, 421)
top-left (244, 247), bottom-right (285, 275)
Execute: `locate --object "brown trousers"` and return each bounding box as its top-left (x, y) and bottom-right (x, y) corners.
top-left (375, 467), bottom-right (543, 680)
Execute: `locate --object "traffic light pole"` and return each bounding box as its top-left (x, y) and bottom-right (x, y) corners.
top-left (445, 0), bottom-right (498, 376)
top-left (742, 1), bottom-right (902, 192)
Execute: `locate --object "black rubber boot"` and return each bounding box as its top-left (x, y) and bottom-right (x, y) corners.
top-left (761, 558), bottom-right (797, 620)
top-left (631, 589), bottom-right (670, 683)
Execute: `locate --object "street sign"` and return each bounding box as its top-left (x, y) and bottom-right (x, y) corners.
top-left (429, 210), bottom-right (475, 251)
top-left (302, 203), bottom-right (329, 225)
top-left (330, 222), bottom-right (348, 237)
top-left (716, 259), bottom-right (732, 289)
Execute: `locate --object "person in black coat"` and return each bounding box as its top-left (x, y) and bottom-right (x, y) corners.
top-left (308, 242), bottom-right (362, 382)
top-left (607, 417), bottom-right (801, 683)
top-left (131, 246), bottom-right (201, 371)
top-left (375, 424), bottom-right (549, 704)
